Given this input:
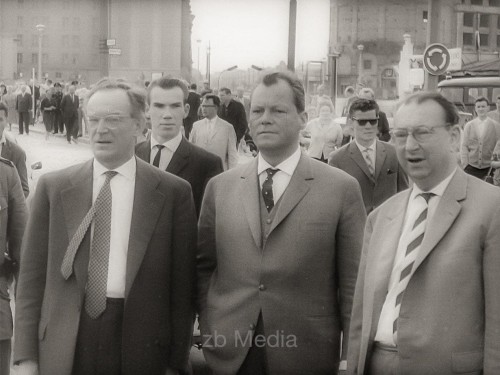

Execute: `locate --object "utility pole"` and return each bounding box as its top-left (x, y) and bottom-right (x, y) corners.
top-left (424, 0), bottom-right (442, 90)
top-left (287, 0), bottom-right (297, 71)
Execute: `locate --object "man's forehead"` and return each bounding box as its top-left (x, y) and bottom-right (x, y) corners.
top-left (395, 100), bottom-right (445, 125)
top-left (252, 81), bottom-right (294, 103)
top-left (353, 109), bottom-right (377, 118)
top-left (150, 86), bottom-right (184, 102)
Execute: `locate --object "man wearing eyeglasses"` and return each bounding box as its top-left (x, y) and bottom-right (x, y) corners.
top-left (346, 92), bottom-right (500, 375)
top-left (329, 99), bottom-right (408, 214)
top-left (14, 78), bottom-right (197, 375)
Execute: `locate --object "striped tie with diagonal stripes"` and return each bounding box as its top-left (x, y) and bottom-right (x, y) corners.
top-left (393, 192), bottom-right (434, 343)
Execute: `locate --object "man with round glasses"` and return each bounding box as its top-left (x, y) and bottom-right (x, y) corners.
top-left (346, 92), bottom-right (500, 375)
top-left (329, 99), bottom-right (408, 214)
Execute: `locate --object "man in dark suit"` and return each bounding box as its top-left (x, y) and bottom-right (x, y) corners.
top-left (15, 85), bottom-right (32, 135)
top-left (347, 92), bottom-right (500, 375)
top-left (358, 88), bottom-right (391, 142)
top-left (329, 99), bottom-right (408, 214)
top-left (14, 78), bottom-right (197, 375)
top-left (218, 87), bottom-right (248, 145)
top-left (183, 83), bottom-right (201, 140)
top-left (0, 103), bottom-right (29, 197)
top-left (197, 70), bottom-right (366, 374)
top-left (0, 156), bottom-right (27, 375)
top-left (60, 85), bottom-right (80, 144)
top-left (136, 77), bottom-right (223, 216)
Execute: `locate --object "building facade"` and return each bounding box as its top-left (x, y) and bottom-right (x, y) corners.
top-left (0, 0), bottom-right (193, 84)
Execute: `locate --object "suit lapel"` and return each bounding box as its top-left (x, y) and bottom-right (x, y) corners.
top-left (0, 140), bottom-right (11, 159)
top-left (135, 140), bottom-right (151, 163)
top-left (349, 142), bottom-right (375, 183)
top-left (269, 154), bottom-right (311, 234)
top-left (125, 158), bottom-right (166, 299)
top-left (374, 141), bottom-right (387, 181)
top-left (412, 170), bottom-right (466, 273)
top-left (166, 137), bottom-right (190, 175)
top-left (61, 160), bottom-right (93, 295)
top-left (240, 159), bottom-right (262, 248)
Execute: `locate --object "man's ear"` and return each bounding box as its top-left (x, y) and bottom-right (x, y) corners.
top-left (449, 124), bottom-right (462, 152)
top-left (299, 112), bottom-right (307, 130)
top-left (184, 103), bottom-right (190, 119)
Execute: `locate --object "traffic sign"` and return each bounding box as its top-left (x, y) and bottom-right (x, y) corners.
top-left (423, 43), bottom-right (450, 76)
top-left (108, 48), bottom-right (122, 55)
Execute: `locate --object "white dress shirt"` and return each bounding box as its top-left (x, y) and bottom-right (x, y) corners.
top-left (205, 116), bottom-right (217, 135)
top-left (475, 117), bottom-right (488, 139)
top-left (257, 147), bottom-right (301, 203)
top-left (150, 131), bottom-right (183, 170)
top-left (92, 156), bottom-right (136, 298)
top-left (374, 167), bottom-right (458, 346)
top-left (355, 139), bottom-right (377, 170)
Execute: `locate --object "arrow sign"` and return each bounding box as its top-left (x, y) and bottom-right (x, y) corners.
top-left (423, 43), bottom-right (450, 76)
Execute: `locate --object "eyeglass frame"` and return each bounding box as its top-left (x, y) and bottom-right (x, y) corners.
top-left (351, 116), bottom-right (379, 126)
top-left (86, 114), bottom-right (134, 130)
top-left (391, 123), bottom-right (453, 144)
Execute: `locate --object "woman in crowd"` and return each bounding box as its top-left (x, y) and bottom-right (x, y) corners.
top-left (3, 86), bottom-right (17, 130)
top-left (40, 89), bottom-right (56, 140)
top-left (302, 104), bottom-right (343, 162)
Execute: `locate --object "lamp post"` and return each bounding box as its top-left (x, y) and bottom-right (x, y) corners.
top-left (36, 24), bottom-right (45, 82)
top-left (218, 65), bottom-right (238, 89)
top-left (196, 39), bottom-right (201, 73)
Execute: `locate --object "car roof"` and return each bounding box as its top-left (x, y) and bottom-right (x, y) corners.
top-left (438, 77), bottom-right (500, 88)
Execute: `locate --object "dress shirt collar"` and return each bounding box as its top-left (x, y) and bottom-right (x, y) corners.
top-left (257, 147), bottom-right (302, 177)
top-left (410, 167), bottom-right (457, 201)
top-left (355, 139), bottom-right (377, 152)
top-left (93, 156), bottom-right (136, 182)
top-left (150, 131), bottom-right (183, 154)
top-left (206, 115), bottom-right (218, 125)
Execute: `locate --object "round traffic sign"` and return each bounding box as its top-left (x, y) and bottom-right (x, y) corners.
top-left (423, 43), bottom-right (450, 76)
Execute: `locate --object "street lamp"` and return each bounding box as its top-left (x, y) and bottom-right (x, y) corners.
top-left (196, 39), bottom-right (201, 73)
top-left (218, 65), bottom-right (238, 89)
top-left (36, 24), bottom-right (45, 82)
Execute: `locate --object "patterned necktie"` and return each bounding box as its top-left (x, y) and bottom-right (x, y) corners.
top-left (60, 171), bottom-right (118, 319)
top-left (363, 148), bottom-right (375, 176)
top-left (262, 168), bottom-right (279, 213)
top-left (152, 145), bottom-right (165, 168)
top-left (393, 192), bottom-right (434, 342)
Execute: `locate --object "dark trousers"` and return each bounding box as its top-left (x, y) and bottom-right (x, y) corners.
top-left (464, 164), bottom-right (490, 180)
top-left (53, 111), bottom-right (64, 133)
top-left (368, 343), bottom-right (399, 375)
top-left (73, 298), bottom-right (124, 375)
top-left (237, 313), bottom-right (268, 375)
top-left (18, 111), bottom-right (30, 134)
top-left (0, 339), bottom-right (11, 375)
top-left (64, 115), bottom-right (78, 142)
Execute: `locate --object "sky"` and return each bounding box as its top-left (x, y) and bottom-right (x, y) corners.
top-left (190, 0), bottom-right (330, 74)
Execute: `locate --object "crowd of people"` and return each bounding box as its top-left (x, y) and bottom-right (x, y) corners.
top-left (0, 69), bottom-right (499, 375)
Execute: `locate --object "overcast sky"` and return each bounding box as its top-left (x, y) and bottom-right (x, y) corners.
top-left (190, 0), bottom-right (330, 73)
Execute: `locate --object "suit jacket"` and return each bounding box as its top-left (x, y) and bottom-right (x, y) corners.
top-left (60, 94), bottom-right (79, 119)
top-left (377, 111), bottom-right (391, 142)
top-left (135, 137), bottom-right (223, 216)
top-left (197, 155), bottom-right (366, 374)
top-left (347, 169), bottom-right (500, 375)
top-left (1, 137), bottom-right (29, 197)
top-left (14, 158), bottom-right (197, 375)
top-left (16, 93), bottom-right (32, 113)
top-left (235, 96), bottom-right (250, 120)
top-left (189, 117), bottom-right (238, 170)
top-left (329, 140), bottom-right (408, 213)
top-left (0, 158), bottom-right (27, 341)
top-left (217, 99), bottom-right (248, 142)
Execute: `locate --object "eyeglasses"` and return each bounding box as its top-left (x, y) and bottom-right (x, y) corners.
top-left (201, 104), bottom-right (216, 108)
top-left (87, 114), bottom-right (132, 130)
top-left (392, 124), bottom-right (451, 144)
top-left (351, 117), bottom-right (379, 126)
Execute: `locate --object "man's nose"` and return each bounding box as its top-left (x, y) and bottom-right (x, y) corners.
top-left (405, 132), bottom-right (420, 150)
top-left (260, 109), bottom-right (272, 124)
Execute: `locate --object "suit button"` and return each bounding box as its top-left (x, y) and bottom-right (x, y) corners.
top-left (259, 284), bottom-right (266, 291)
top-left (249, 323), bottom-right (256, 330)
top-left (266, 219), bottom-right (271, 224)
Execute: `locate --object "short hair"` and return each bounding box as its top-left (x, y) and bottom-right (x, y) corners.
top-left (255, 70), bottom-right (305, 113)
top-left (344, 86), bottom-right (355, 96)
top-left (203, 94), bottom-right (220, 107)
top-left (348, 99), bottom-right (379, 118)
top-left (85, 77), bottom-right (147, 121)
top-left (219, 87), bottom-right (231, 95)
top-left (475, 96), bottom-right (489, 105)
top-left (396, 91), bottom-right (460, 125)
top-left (190, 83), bottom-right (197, 90)
top-left (0, 102), bottom-right (8, 116)
top-left (358, 87), bottom-right (375, 100)
top-left (146, 77), bottom-right (188, 104)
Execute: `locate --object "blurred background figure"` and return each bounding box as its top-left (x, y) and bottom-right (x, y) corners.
top-left (184, 83), bottom-right (201, 139)
top-left (311, 84), bottom-right (334, 117)
top-left (357, 87), bottom-right (391, 142)
top-left (3, 86), bottom-right (17, 131)
top-left (341, 85), bottom-right (357, 117)
top-left (40, 88), bottom-right (56, 140)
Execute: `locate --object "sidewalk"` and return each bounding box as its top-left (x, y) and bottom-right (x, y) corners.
top-left (10, 122), bottom-right (90, 144)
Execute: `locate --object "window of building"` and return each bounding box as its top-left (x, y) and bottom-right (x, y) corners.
top-left (17, 16), bottom-right (23, 28)
top-left (17, 53), bottom-right (23, 64)
top-left (479, 15), bottom-right (489, 28)
top-left (17, 34), bottom-right (23, 47)
top-left (464, 13), bottom-right (474, 27)
top-left (480, 33), bottom-right (489, 46)
top-left (32, 53), bottom-right (38, 64)
top-left (490, 0), bottom-right (500, 6)
top-left (463, 32), bottom-right (474, 45)
top-left (423, 11), bottom-right (428, 23)
top-left (498, 16), bottom-right (500, 29)
top-left (497, 35), bottom-right (500, 47)
top-left (363, 60), bottom-right (372, 70)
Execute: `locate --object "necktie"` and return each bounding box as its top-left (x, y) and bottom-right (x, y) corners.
top-left (363, 148), bottom-right (375, 176)
top-left (60, 171), bottom-right (118, 319)
top-left (393, 192), bottom-right (434, 342)
top-left (262, 168), bottom-right (279, 213)
top-left (152, 145), bottom-right (165, 168)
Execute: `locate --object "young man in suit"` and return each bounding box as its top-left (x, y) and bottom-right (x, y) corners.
top-left (136, 77), bottom-right (223, 216)
top-left (16, 85), bottom-right (32, 135)
top-left (329, 99), bottom-right (408, 214)
top-left (189, 94), bottom-right (238, 170)
top-left (197, 70), bottom-right (366, 374)
top-left (60, 85), bottom-right (80, 144)
top-left (0, 156), bottom-right (27, 375)
top-left (357, 88), bottom-right (391, 142)
top-left (0, 103), bottom-right (29, 197)
top-left (218, 87), bottom-right (248, 145)
top-left (347, 92), bottom-right (500, 375)
top-left (183, 83), bottom-right (201, 140)
top-left (14, 78), bottom-right (197, 375)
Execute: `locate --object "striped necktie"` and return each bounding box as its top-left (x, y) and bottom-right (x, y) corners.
top-left (363, 148), bottom-right (375, 176)
top-left (393, 192), bottom-right (434, 342)
top-left (262, 168), bottom-right (279, 212)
